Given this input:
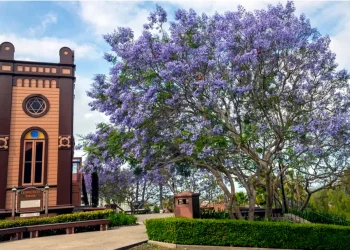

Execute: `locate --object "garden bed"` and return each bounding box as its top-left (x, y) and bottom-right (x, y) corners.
top-left (0, 209), bottom-right (137, 242)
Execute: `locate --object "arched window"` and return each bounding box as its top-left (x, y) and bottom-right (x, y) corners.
top-left (19, 128), bottom-right (48, 186)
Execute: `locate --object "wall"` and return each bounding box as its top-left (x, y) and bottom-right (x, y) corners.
top-left (5, 83), bottom-right (59, 209)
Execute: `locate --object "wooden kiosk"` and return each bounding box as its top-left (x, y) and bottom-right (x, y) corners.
top-left (174, 191), bottom-right (200, 219)
top-left (0, 42), bottom-right (76, 219)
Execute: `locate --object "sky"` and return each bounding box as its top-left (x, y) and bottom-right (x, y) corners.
top-left (1, 0), bottom-right (350, 159)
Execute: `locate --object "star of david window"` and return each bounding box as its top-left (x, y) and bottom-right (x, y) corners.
top-left (27, 97), bottom-right (46, 114)
top-left (23, 94), bottom-right (50, 118)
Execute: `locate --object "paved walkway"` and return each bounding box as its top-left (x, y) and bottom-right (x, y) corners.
top-left (0, 213), bottom-right (173, 250)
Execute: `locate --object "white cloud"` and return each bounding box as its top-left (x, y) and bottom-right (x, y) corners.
top-left (0, 34), bottom-right (102, 62)
top-left (77, 1), bottom-right (151, 38)
top-left (330, 21), bottom-right (350, 69)
top-left (74, 74), bottom-right (109, 143)
top-left (28, 12), bottom-right (57, 36)
top-left (75, 1), bottom-right (331, 38)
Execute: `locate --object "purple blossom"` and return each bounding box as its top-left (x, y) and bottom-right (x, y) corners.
top-left (212, 125), bottom-right (223, 135)
top-left (82, 2), bottom-right (350, 204)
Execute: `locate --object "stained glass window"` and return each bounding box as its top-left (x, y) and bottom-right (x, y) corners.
top-left (26, 97), bottom-right (46, 115)
top-left (22, 130), bottom-right (46, 185)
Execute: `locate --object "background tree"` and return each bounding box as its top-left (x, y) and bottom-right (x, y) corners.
top-left (91, 171), bottom-right (99, 207)
top-left (81, 175), bottom-right (89, 205)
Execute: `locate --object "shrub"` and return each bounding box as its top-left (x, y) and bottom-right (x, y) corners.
top-left (145, 218), bottom-right (350, 250)
top-left (153, 205), bottom-right (160, 213)
top-left (289, 208), bottom-right (350, 226)
top-left (200, 209), bottom-right (229, 219)
top-left (0, 210), bottom-right (114, 229)
top-left (108, 212), bottom-right (137, 227)
top-left (0, 209), bottom-right (137, 241)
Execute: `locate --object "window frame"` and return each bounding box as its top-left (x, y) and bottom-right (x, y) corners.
top-left (22, 94), bottom-right (50, 118)
top-left (22, 139), bottom-right (45, 186)
top-left (19, 127), bottom-right (49, 187)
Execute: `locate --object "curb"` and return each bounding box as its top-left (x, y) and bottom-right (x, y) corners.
top-left (109, 223), bottom-right (142, 230)
top-left (114, 240), bottom-right (148, 250)
top-left (148, 240), bottom-right (298, 250)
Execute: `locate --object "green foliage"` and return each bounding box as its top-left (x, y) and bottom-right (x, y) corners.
top-left (0, 210), bottom-right (136, 229)
top-left (235, 191), bottom-right (248, 206)
top-left (145, 218), bottom-right (350, 250)
top-left (200, 209), bottom-right (266, 221)
top-left (289, 209), bottom-right (350, 226)
top-left (153, 205), bottom-right (160, 213)
top-left (142, 70), bottom-right (159, 86)
top-left (255, 186), bottom-right (266, 206)
top-left (309, 188), bottom-right (350, 220)
top-left (108, 212), bottom-right (137, 227)
top-left (200, 209), bottom-right (229, 219)
top-left (162, 196), bottom-right (174, 213)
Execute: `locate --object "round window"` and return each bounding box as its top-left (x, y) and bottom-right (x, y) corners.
top-left (23, 94), bottom-right (50, 118)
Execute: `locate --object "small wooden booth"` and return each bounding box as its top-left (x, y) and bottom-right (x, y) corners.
top-left (174, 191), bottom-right (200, 219)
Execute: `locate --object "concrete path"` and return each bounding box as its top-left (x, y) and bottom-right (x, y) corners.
top-left (0, 213), bottom-right (173, 250)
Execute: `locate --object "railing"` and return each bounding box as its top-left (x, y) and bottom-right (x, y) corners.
top-left (200, 207), bottom-right (283, 220)
top-left (287, 208), bottom-right (350, 226)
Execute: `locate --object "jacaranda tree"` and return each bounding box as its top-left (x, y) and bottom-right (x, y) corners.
top-left (86, 1), bottom-right (350, 219)
top-left (79, 123), bottom-right (226, 210)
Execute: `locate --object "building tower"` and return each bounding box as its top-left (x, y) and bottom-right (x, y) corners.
top-left (0, 42), bottom-right (75, 217)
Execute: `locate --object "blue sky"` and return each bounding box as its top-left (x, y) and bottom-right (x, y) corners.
top-left (1, 0), bottom-right (350, 158)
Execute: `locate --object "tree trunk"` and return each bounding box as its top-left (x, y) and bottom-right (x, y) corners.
top-left (212, 170), bottom-right (243, 219)
top-left (81, 175), bottom-right (89, 206)
top-left (232, 200), bottom-right (242, 219)
top-left (192, 171), bottom-right (196, 192)
top-left (225, 195), bottom-right (234, 219)
top-left (195, 163), bottom-right (243, 219)
top-left (273, 190), bottom-right (283, 212)
top-left (225, 194), bottom-right (242, 219)
top-left (136, 180), bottom-right (139, 204)
top-left (265, 172), bottom-right (273, 220)
top-left (221, 168), bottom-right (243, 219)
top-left (295, 181), bottom-right (301, 208)
top-left (132, 179), bottom-right (140, 208)
top-left (159, 184), bottom-right (163, 209)
top-left (129, 200), bottom-right (135, 214)
top-left (279, 164), bottom-right (288, 213)
top-left (91, 171), bottom-right (99, 207)
top-left (141, 181), bottom-right (147, 208)
top-left (300, 192), bottom-right (311, 211)
top-left (248, 188), bottom-right (256, 221)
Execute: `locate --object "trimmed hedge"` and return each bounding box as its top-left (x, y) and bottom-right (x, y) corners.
top-left (0, 209), bottom-right (137, 229)
top-left (0, 209), bottom-right (111, 229)
top-left (0, 209), bottom-right (137, 241)
top-left (145, 218), bottom-right (350, 250)
top-left (108, 212), bottom-right (137, 227)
